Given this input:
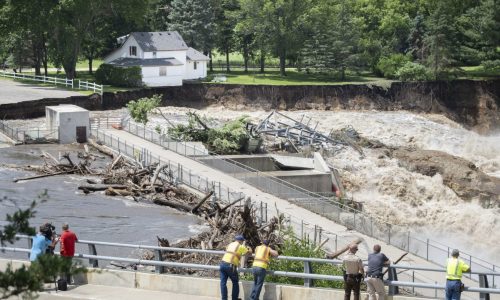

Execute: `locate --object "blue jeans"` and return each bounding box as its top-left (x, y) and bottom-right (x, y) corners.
top-left (220, 262), bottom-right (239, 300)
top-left (446, 280), bottom-right (462, 300)
top-left (250, 267), bottom-right (267, 300)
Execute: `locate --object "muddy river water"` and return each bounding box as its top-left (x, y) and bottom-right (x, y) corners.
top-left (0, 144), bottom-right (206, 260)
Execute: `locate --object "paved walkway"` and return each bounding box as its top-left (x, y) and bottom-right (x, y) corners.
top-left (35, 284), bottom-right (217, 300)
top-left (99, 128), bottom-right (483, 299)
top-left (0, 78), bottom-right (81, 104)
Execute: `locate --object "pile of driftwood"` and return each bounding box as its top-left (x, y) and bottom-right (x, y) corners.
top-left (14, 145), bottom-right (103, 183)
top-left (13, 141), bottom-right (285, 273)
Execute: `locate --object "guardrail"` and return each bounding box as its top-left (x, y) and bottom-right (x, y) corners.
top-left (0, 71), bottom-right (103, 95)
top-left (4, 237), bottom-right (500, 299)
top-left (110, 119), bottom-right (500, 279)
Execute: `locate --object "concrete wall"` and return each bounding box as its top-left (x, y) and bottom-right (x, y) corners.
top-left (58, 111), bottom-right (89, 144)
top-left (0, 259), bottom-right (435, 300)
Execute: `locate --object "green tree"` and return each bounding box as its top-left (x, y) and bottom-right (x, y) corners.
top-left (49, 0), bottom-right (148, 79)
top-left (168, 0), bottom-right (216, 53)
top-left (126, 95), bottom-right (163, 125)
top-left (213, 0), bottom-right (240, 72)
top-left (0, 0), bottom-right (56, 75)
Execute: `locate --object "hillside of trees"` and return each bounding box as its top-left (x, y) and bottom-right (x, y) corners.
top-left (0, 0), bottom-right (498, 81)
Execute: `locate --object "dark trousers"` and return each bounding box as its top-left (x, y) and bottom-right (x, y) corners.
top-left (344, 276), bottom-right (361, 300)
top-left (250, 267), bottom-right (267, 300)
top-left (446, 280), bottom-right (462, 300)
top-left (220, 262), bottom-right (239, 300)
top-left (60, 256), bottom-right (73, 283)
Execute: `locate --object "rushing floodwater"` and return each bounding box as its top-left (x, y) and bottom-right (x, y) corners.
top-left (0, 144), bottom-right (206, 261)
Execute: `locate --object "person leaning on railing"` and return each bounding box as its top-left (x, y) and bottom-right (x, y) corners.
top-left (365, 244), bottom-right (390, 300)
top-left (445, 249), bottom-right (470, 300)
top-left (220, 235), bottom-right (252, 300)
top-left (250, 239), bottom-right (279, 300)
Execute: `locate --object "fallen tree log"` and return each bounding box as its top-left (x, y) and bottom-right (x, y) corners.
top-left (78, 184), bottom-right (129, 192)
top-left (153, 198), bottom-right (193, 212)
top-left (88, 138), bottom-right (115, 157)
top-left (13, 169), bottom-right (75, 183)
top-left (325, 238), bottom-right (362, 259)
top-left (105, 187), bottom-right (133, 196)
top-left (191, 191), bottom-right (214, 213)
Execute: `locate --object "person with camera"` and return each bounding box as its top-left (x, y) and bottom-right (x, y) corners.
top-left (29, 223), bottom-right (58, 261)
top-left (342, 244), bottom-right (364, 300)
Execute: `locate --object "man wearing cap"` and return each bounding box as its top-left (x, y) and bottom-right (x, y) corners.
top-left (366, 244), bottom-right (390, 300)
top-left (250, 239), bottom-right (279, 300)
top-left (342, 243), bottom-right (364, 300)
top-left (445, 249), bottom-right (470, 300)
top-left (220, 235), bottom-right (252, 300)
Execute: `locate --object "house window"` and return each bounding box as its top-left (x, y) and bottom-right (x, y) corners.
top-left (159, 66), bottom-right (167, 76)
top-left (194, 62), bottom-right (197, 70)
top-left (153, 51), bottom-right (157, 58)
top-left (129, 46), bottom-right (137, 56)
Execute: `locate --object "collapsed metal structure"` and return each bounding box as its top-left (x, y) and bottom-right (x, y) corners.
top-left (249, 110), bottom-right (364, 156)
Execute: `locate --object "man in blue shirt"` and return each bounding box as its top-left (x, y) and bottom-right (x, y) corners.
top-left (30, 225), bottom-right (58, 261)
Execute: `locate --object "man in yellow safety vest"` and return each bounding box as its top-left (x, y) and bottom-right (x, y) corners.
top-left (220, 235), bottom-right (252, 300)
top-left (250, 239), bottom-right (279, 300)
top-left (446, 249), bottom-right (470, 300)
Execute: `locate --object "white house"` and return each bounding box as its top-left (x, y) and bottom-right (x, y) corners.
top-left (103, 31), bottom-right (209, 87)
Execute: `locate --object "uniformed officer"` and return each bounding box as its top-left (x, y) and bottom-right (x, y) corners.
top-left (445, 249), bottom-right (470, 300)
top-left (342, 244), bottom-right (364, 300)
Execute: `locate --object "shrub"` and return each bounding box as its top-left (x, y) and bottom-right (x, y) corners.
top-left (395, 62), bottom-right (431, 81)
top-left (95, 64), bottom-right (143, 87)
top-left (481, 60), bottom-right (500, 71)
top-left (126, 95), bottom-right (162, 124)
top-left (375, 54), bottom-right (411, 79)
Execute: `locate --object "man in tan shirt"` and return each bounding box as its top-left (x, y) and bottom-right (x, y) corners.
top-left (342, 244), bottom-right (364, 300)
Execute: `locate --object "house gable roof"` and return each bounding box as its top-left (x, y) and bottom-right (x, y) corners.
top-left (107, 57), bottom-right (183, 67)
top-left (186, 47), bottom-right (210, 61)
top-left (129, 31), bottom-right (189, 51)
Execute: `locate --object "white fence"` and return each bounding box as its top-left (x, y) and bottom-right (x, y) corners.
top-left (0, 71), bottom-right (103, 95)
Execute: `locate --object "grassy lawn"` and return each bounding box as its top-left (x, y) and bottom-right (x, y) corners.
top-left (460, 66), bottom-right (500, 78)
top-left (204, 69), bottom-right (395, 86)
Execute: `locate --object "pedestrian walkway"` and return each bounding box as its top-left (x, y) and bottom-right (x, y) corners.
top-left (97, 128), bottom-right (481, 299)
top-left (35, 284), bottom-right (217, 300)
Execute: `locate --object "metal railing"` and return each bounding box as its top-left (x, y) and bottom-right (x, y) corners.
top-left (113, 119), bottom-right (500, 278)
top-left (0, 71), bottom-right (103, 95)
top-left (0, 120), bottom-right (58, 143)
top-left (88, 125), bottom-right (499, 299)
top-left (4, 237), bottom-right (500, 298)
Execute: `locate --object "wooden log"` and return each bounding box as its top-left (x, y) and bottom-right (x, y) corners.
top-left (325, 238), bottom-right (362, 259)
top-left (105, 187), bottom-right (132, 196)
top-left (382, 252), bottom-right (408, 276)
top-left (191, 191), bottom-right (214, 213)
top-left (153, 198), bottom-right (193, 212)
top-left (88, 138), bottom-right (115, 157)
top-left (208, 197), bottom-right (245, 217)
top-left (150, 163), bottom-right (169, 188)
top-left (313, 238), bottom-right (330, 252)
top-left (13, 169), bottom-right (75, 183)
top-left (108, 154), bottom-right (123, 171)
top-left (78, 184), bottom-right (129, 191)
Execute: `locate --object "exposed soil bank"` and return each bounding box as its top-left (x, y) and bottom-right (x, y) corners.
top-left (1, 79), bottom-right (498, 133)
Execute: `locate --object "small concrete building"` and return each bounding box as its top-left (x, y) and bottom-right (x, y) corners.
top-left (46, 105), bottom-right (89, 144)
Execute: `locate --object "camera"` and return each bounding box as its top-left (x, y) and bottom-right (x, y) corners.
top-left (40, 222), bottom-right (56, 240)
